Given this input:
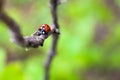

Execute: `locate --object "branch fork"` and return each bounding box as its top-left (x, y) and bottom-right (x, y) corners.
top-left (11, 24), bottom-right (60, 48)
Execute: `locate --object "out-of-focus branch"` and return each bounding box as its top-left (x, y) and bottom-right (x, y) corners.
top-left (105, 0), bottom-right (120, 19)
top-left (93, 0), bottom-right (120, 44)
top-left (44, 0), bottom-right (60, 80)
top-left (0, 0), bottom-right (58, 48)
top-left (0, 0), bottom-right (60, 79)
top-left (88, 0), bottom-right (120, 80)
top-left (0, 0), bottom-right (4, 12)
top-left (0, 12), bottom-right (57, 48)
top-left (0, 12), bottom-right (25, 46)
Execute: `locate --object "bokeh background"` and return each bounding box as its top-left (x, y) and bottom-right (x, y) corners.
top-left (0, 0), bottom-right (120, 80)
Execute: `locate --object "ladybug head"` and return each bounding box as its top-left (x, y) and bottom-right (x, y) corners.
top-left (38, 24), bottom-right (51, 35)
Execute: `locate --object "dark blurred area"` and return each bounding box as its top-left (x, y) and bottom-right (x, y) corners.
top-left (0, 0), bottom-right (120, 80)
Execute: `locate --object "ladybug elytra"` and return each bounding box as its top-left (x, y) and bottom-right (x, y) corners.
top-left (38, 24), bottom-right (51, 35)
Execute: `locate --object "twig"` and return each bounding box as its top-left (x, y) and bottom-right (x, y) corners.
top-left (0, 0), bottom-right (4, 11)
top-left (0, 12), bottom-right (57, 48)
top-left (0, 2), bottom-right (58, 48)
top-left (0, 0), bottom-right (60, 79)
top-left (0, 12), bottom-right (25, 46)
top-left (44, 0), bottom-right (60, 80)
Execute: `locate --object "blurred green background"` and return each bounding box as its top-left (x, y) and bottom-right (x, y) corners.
top-left (0, 0), bottom-right (120, 80)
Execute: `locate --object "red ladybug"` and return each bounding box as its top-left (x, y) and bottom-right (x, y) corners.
top-left (38, 24), bottom-right (51, 35)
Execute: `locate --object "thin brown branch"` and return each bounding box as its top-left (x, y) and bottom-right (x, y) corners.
top-left (105, 0), bottom-right (120, 19)
top-left (44, 0), bottom-right (60, 80)
top-left (0, 12), bottom-right (57, 48)
top-left (0, 0), bottom-right (4, 11)
top-left (0, 0), bottom-right (59, 48)
top-left (0, 0), bottom-right (60, 79)
top-left (0, 12), bottom-right (25, 46)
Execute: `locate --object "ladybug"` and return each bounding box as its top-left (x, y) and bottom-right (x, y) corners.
top-left (38, 24), bottom-right (51, 35)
